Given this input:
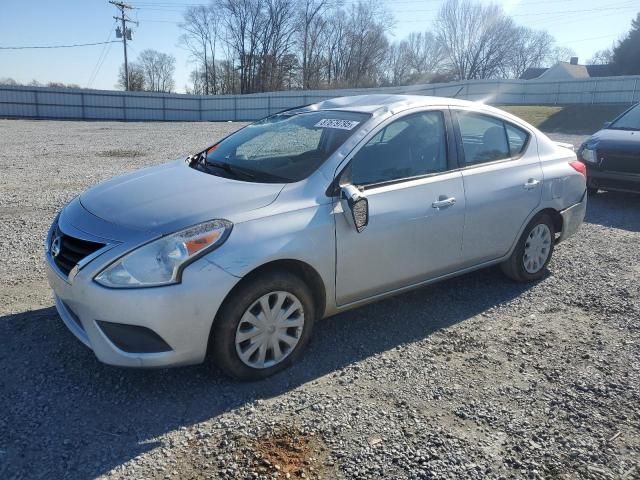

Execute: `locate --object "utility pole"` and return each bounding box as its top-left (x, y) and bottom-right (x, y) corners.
top-left (109, 1), bottom-right (136, 91)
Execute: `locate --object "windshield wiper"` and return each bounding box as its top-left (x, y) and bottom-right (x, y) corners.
top-left (190, 151), bottom-right (291, 183)
top-left (187, 151), bottom-right (255, 180)
top-left (205, 160), bottom-right (256, 180)
top-left (610, 126), bottom-right (639, 131)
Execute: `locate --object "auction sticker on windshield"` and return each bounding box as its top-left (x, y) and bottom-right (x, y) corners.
top-left (314, 119), bottom-right (360, 130)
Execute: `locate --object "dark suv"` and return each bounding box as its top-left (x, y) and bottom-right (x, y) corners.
top-left (578, 103), bottom-right (640, 194)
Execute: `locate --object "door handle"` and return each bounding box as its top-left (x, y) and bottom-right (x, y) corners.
top-left (523, 178), bottom-right (541, 190)
top-left (432, 196), bottom-right (456, 209)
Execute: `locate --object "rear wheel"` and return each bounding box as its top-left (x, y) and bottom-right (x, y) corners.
top-left (210, 271), bottom-right (315, 380)
top-left (501, 213), bottom-right (555, 282)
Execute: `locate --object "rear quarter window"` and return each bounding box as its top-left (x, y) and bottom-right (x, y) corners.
top-left (505, 123), bottom-right (529, 156)
top-left (456, 111), bottom-right (530, 165)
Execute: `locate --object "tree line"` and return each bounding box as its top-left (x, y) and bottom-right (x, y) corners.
top-left (2, 2), bottom-right (638, 94)
top-left (179, 0), bottom-right (583, 95)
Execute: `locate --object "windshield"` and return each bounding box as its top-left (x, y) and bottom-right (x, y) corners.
top-left (198, 110), bottom-right (370, 183)
top-left (610, 104), bottom-right (640, 131)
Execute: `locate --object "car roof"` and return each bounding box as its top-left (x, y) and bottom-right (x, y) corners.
top-left (308, 94), bottom-right (479, 115)
top-left (302, 94), bottom-right (539, 139)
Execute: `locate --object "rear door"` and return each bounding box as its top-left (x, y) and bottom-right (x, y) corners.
top-left (452, 109), bottom-right (543, 265)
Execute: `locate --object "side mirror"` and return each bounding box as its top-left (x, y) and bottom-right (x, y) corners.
top-left (603, 121), bottom-right (611, 129)
top-left (341, 185), bottom-right (369, 233)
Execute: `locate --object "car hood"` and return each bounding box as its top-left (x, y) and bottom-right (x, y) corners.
top-left (587, 128), bottom-right (640, 151)
top-left (80, 160), bottom-right (285, 234)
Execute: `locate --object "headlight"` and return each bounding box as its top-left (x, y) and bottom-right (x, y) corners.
top-left (95, 219), bottom-right (232, 288)
top-left (580, 146), bottom-right (597, 164)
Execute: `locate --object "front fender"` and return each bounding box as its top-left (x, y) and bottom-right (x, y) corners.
top-left (203, 203), bottom-right (337, 315)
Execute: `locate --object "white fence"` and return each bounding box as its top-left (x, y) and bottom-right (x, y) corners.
top-left (1, 76), bottom-right (639, 122)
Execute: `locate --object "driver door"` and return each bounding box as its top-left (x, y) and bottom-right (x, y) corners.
top-left (335, 109), bottom-right (466, 306)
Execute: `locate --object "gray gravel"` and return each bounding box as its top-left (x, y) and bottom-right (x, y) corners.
top-left (1, 120), bottom-right (639, 480)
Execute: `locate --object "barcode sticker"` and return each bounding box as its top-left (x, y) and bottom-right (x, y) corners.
top-left (314, 119), bottom-right (360, 130)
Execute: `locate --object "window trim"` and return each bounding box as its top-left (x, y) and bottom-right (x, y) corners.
top-left (328, 108), bottom-right (458, 195)
top-left (451, 109), bottom-right (531, 170)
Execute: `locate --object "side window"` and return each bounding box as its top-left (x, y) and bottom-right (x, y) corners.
top-left (350, 111), bottom-right (448, 186)
top-left (505, 123), bottom-right (528, 156)
top-left (457, 112), bottom-right (509, 165)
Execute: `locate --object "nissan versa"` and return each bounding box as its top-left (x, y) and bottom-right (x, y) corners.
top-left (45, 95), bottom-right (587, 380)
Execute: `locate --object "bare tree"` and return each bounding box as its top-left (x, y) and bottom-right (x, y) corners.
top-left (299, 0), bottom-right (330, 89)
top-left (384, 42), bottom-right (411, 86)
top-left (501, 28), bottom-right (554, 78)
top-left (179, 5), bottom-right (219, 94)
top-left (218, 0), bottom-right (267, 93)
top-left (257, 0), bottom-right (298, 91)
top-left (117, 62), bottom-right (145, 91)
top-left (547, 46), bottom-right (577, 65)
top-left (435, 0), bottom-right (518, 80)
top-left (588, 47), bottom-right (614, 65)
top-left (330, 1), bottom-right (390, 88)
top-left (403, 31), bottom-right (443, 82)
top-left (0, 78), bottom-right (18, 86)
top-left (138, 49), bottom-right (176, 92)
top-left (323, 10), bottom-right (347, 87)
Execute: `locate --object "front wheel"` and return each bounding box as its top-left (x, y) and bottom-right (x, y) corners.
top-left (210, 271), bottom-right (315, 380)
top-left (500, 213), bottom-right (555, 282)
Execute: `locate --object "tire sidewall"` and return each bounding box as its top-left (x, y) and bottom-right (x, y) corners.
top-left (211, 271), bottom-right (315, 380)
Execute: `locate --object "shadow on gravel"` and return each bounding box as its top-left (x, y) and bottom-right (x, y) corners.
top-left (585, 190), bottom-right (640, 232)
top-left (0, 267), bottom-right (535, 479)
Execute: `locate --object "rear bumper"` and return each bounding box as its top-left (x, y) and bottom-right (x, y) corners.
top-left (558, 191), bottom-right (587, 243)
top-left (587, 169), bottom-right (640, 193)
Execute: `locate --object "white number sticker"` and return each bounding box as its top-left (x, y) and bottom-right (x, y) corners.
top-left (314, 119), bottom-right (360, 130)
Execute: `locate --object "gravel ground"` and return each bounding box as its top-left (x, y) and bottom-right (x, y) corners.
top-left (0, 120), bottom-right (638, 480)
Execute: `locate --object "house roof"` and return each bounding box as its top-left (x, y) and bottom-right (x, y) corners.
top-left (586, 64), bottom-right (615, 77)
top-left (539, 62), bottom-right (590, 79)
top-left (520, 67), bottom-right (548, 80)
top-left (520, 62), bottom-right (616, 80)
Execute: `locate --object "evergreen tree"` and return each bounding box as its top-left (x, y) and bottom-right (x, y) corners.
top-left (612, 13), bottom-right (640, 75)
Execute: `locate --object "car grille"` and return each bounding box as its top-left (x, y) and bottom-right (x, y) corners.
top-left (52, 227), bottom-right (105, 276)
top-left (598, 150), bottom-right (640, 174)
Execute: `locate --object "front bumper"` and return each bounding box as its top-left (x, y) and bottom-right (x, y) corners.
top-left (46, 252), bottom-right (240, 368)
top-left (587, 169), bottom-right (640, 194)
top-left (557, 191), bottom-right (587, 243)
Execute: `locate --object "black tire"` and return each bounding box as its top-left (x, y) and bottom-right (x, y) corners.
top-left (587, 185), bottom-right (598, 196)
top-left (210, 270), bottom-right (315, 380)
top-left (500, 213), bottom-right (555, 282)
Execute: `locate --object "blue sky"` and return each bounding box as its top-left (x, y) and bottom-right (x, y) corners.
top-left (1, 0), bottom-right (638, 92)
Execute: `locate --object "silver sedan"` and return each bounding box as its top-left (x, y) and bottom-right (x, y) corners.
top-left (44, 95), bottom-right (587, 380)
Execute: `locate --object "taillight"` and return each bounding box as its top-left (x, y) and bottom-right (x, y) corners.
top-left (569, 160), bottom-right (587, 177)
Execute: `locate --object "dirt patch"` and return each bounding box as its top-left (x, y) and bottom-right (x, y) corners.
top-left (251, 428), bottom-right (333, 479)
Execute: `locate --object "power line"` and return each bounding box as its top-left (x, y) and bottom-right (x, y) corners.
top-left (88, 21), bottom-right (118, 88)
top-left (0, 41), bottom-right (119, 50)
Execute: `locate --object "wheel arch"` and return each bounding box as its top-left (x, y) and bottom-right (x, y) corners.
top-left (506, 207), bottom-right (563, 259)
top-left (537, 207), bottom-right (563, 239)
top-left (206, 259), bottom-right (327, 359)
top-left (213, 258), bottom-right (327, 325)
